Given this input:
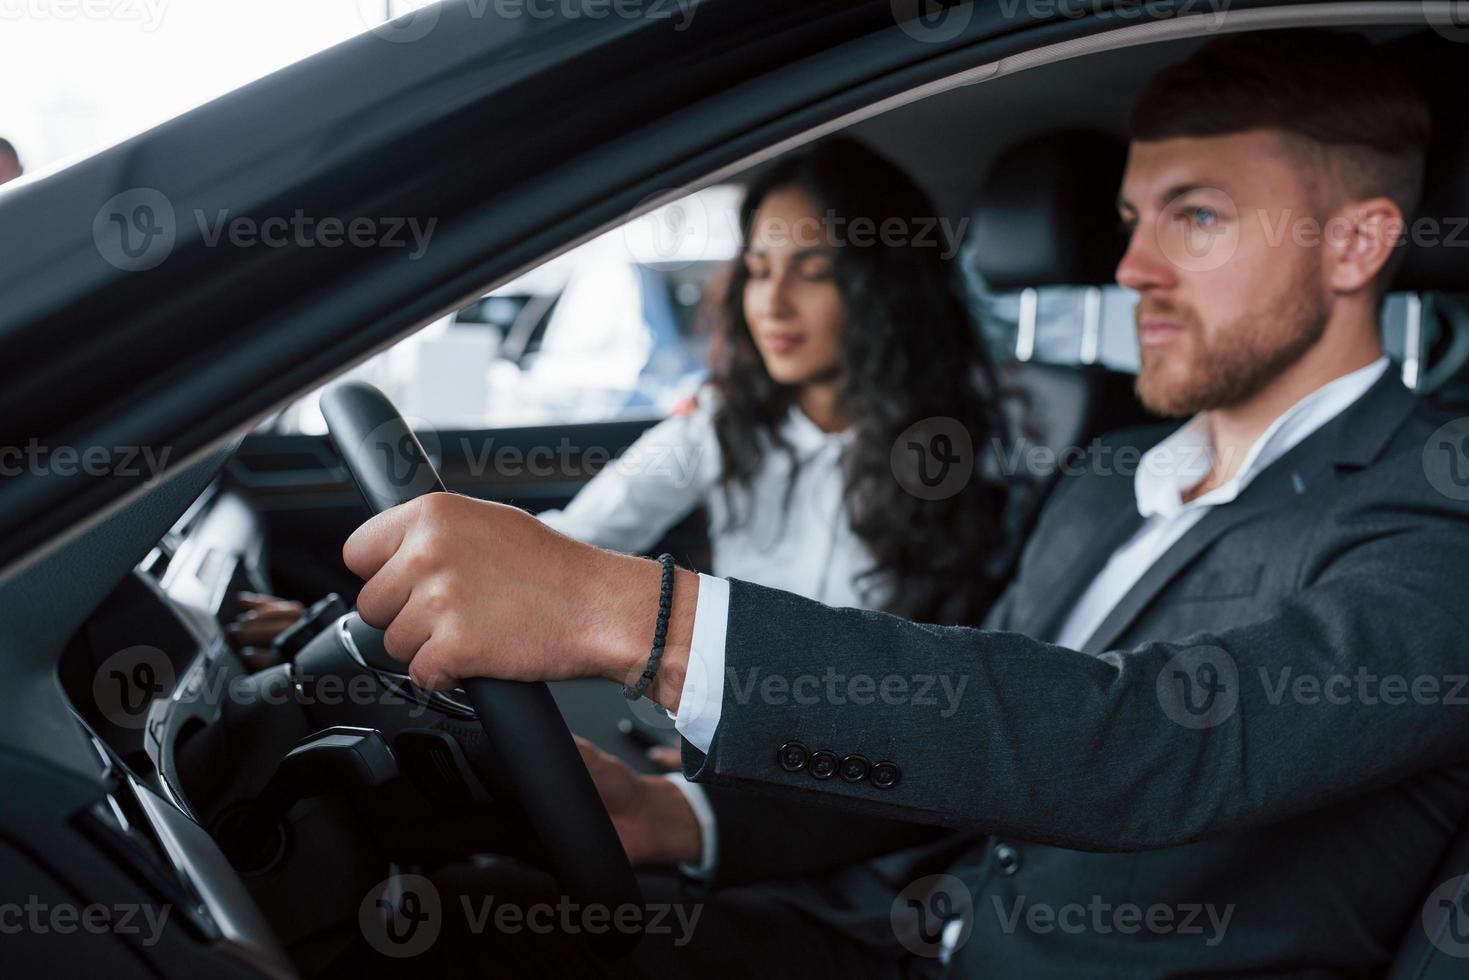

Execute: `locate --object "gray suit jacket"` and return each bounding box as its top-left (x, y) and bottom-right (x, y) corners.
top-left (682, 372), bottom-right (1469, 977)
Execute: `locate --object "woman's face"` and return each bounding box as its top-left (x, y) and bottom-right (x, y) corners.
top-left (742, 187), bottom-right (847, 386)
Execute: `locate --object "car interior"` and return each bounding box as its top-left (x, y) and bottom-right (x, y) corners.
top-left (8, 11), bottom-right (1469, 979)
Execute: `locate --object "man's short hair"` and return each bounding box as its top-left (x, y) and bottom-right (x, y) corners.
top-left (0, 137), bottom-right (18, 167)
top-left (1129, 30), bottom-right (1432, 222)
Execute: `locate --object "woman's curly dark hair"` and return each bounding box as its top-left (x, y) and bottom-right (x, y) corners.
top-left (706, 137), bottom-right (1010, 626)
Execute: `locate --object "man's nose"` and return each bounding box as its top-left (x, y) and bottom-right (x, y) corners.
top-left (1115, 223), bottom-right (1176, 294)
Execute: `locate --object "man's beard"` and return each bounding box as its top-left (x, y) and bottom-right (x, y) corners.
top-left (1134, 278), bottom-right (1329, 418)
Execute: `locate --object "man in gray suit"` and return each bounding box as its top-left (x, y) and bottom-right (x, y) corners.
top-left (346, 30), bottom-right (1469, 977)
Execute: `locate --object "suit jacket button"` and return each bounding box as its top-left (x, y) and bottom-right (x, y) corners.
top-left (994, 842), bottom-right (1021, 876)
top-left (808, 750), bottom-right (838, 780)
top-left (777, 741), bottom-right (808, 773)
top-left (870, 761), bottom-right (901, 790)
top-left (839, 755), bottom-right (869, 783)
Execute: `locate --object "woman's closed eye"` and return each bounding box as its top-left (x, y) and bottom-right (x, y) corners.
top-left (795, 255), bottom-right (835, 281)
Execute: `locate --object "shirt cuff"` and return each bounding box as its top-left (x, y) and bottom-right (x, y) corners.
top-left (663, 774), bottom-right (718, 880)
top-left (673, 573), bottom-right (728, 754)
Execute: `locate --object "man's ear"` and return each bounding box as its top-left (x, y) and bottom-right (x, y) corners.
top-left (1324, 196), bottom-right (1406, 294)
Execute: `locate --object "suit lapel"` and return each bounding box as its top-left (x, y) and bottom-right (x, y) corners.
top-left (1076, 370), bottom-right (1417, 655)
top-left (1022, 469), bottom-right (1145, 641)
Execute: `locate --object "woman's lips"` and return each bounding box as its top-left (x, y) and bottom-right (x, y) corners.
top-left (764, 333), bottom-right (806, 354)
top-left (1137, 317), bottom-right (1184, 349)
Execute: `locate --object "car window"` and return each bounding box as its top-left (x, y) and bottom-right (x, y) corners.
top-left (278, 185), bottom-right (743, 433)
top-left (964, 277), bottom-right (1427, 381)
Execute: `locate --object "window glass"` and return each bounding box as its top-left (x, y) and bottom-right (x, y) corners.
top-left (279, 186), bottom-right (743, 433)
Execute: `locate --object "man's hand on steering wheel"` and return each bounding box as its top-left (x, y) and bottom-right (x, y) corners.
top-left (341, 491), bottom-right (700, 713)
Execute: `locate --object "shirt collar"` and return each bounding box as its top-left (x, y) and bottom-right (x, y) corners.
top-left (1135, 356), bottom-right (1391, 519)
top-left (780, 402), bottom-right (853, 457)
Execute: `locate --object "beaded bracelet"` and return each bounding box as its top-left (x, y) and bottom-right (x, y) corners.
top-left (622, 553), bottom-right (676, 701)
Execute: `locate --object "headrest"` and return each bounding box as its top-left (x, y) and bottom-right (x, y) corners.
top-left (1391, 128), bottom-right (1469, 293)
top-left (966, 130), bottom-right (1128, 291)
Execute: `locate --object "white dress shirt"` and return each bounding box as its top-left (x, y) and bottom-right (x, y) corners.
top-left (536, 385), bottom-right (887, 879)
top-left (671, 357), bottom-right (1390, 876)
top-left (537, 387), bottom-right (886, 609)
top-left (1051, 356), bottom-right (1390, 649)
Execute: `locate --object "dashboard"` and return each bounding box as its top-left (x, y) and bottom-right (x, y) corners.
top-left (51, 475), bottom-right (649, 979)
top-left (56, 480), bottom-right (297, 978)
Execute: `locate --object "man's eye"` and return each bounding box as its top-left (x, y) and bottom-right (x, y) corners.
top-left (1118, 217), bottom-right (1137, 236)
top-left (1188, 206), bottom-right (1219, 227)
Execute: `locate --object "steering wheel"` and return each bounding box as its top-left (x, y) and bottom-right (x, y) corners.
top-left (320, 381), bottom-right (642, 958)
